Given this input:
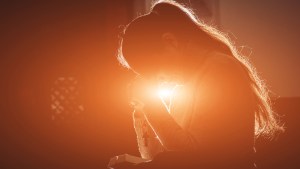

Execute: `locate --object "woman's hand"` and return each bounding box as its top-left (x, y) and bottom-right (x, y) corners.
top-left (129, 76), bottom-right (179, 114)
top-left (129, 77), bottom-right (160, 111)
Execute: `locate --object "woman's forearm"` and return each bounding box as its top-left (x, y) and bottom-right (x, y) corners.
top-left (143, 101), bottom-right (199, 151)
top-left (133, 111), bottom-right (165, 160)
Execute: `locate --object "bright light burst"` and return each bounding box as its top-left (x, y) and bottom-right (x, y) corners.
top-left (157, 83), bottom-right (177, 99)
top-left (157, 87), bottom-right (174, 98)
top-left (156, 83), bottom-right (182, 113)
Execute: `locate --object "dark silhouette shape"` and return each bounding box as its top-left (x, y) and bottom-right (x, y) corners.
top-left (111, 0), bottom-right (284, 168)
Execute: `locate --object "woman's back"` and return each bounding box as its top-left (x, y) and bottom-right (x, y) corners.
top-left (161, 50), bottom-right (256, 165)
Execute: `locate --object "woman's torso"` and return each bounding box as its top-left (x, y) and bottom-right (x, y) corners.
top-left (168, 51), bottom-right (256, 167)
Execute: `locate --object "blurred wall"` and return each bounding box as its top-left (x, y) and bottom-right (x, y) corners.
top-left (0, 1), bottom-right (137, 169)
top-left (219, 0), bottom-right (300, 97)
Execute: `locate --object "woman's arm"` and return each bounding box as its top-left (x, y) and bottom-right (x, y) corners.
top-left (143, 99), bottom-right (199, 151)
top-left (141, 53), bottom-right (255, 153)
top-left (130, 78), bottom-right (200, 152)
top-left (133, 110), bottom-right (165, 160)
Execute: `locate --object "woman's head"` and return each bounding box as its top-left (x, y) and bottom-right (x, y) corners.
top-left (118, 1), bottom-right (229, 77)
top-left (118, 0), bottom-right (283, 138)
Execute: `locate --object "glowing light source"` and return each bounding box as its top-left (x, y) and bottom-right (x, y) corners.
top-left (156, 83), bottom-right (181, 113)
top-left (157, 82), bottom-right (179, 101)
top-left (157, 87), bottom-right (174, 98)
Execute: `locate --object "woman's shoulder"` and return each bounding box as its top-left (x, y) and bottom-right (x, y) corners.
top-left (191, 50), bottom-right (252, 91)
top-left (205, 51), bottom-right (240, 68)
top-left (202, 50), bottom-right (247, 77)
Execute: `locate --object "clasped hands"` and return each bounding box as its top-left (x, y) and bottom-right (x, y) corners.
top-left (129, 76), bottom-right (178, 116)
top-left (129, 77), bottom-right (161, 112)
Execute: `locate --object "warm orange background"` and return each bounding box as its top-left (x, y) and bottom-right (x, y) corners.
top-left (0, 1), bottom-right (299, 169)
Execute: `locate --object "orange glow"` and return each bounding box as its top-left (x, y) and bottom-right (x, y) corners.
top-left (157, 86), bottom-right (174, 99)
top-left (156, 83), bottom-right (181, 113)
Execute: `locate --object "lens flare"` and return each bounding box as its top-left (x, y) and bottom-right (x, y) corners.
top-left (157, 82), bottom-right (179, 100)
top-left (156, 83), bottom-right (182, 113)
top-left (157, 87), bottom-right (174, 98)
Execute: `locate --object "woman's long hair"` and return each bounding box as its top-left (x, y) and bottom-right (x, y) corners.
top-left (117, 0), bottom-right (283, 138)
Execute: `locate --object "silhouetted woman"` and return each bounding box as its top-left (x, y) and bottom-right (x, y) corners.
top-left (116, 0), bottom-right (283, 168)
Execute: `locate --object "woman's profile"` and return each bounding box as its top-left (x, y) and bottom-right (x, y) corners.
top-left (109, 0), bottom-right (283, 168)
